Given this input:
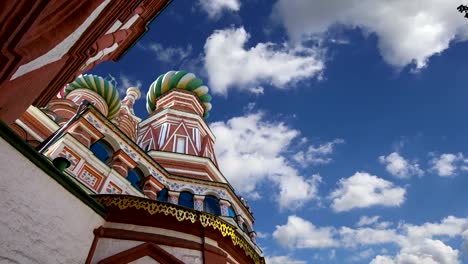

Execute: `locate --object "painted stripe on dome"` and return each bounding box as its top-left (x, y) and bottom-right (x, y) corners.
top-left (161, 71), bottom-right (175, 94)
top-left (146, 98), bottom-right (155, 113)
top-left (185, 78), bottom-right (203, 91)
top-left (193, 86), bottom-right (209, 96)
top-left (63, 74), bottom-right (121, 119)
top-left (170, 71), bottom-right (187, 89)
top-left (177, 73), bottom-right (196, 89)
top-left (198, 93), bottom-right (212, 102)
top-left (154, 75), bottom-right (164, 98)
top-left (204, 102), bottom-right (212, 111)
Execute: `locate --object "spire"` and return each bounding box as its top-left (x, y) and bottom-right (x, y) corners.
top-left (121, 87), bottom-right (141, 114)
top-left (112, 87), bottom-right (141, 141)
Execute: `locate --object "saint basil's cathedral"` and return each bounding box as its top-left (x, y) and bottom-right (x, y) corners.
top-left (0, 1), bottom-right (265, 263)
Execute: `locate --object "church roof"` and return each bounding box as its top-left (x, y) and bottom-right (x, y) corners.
top-left (146, 70), bottom-right (212, 118)
top-left (64, 74), bottom-right (121, 119)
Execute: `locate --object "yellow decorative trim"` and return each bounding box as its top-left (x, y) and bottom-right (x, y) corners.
top-left (95, 195), bottom-right (264, 264)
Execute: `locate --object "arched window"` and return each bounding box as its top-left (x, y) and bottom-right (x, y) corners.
top-left (158, 188), bottom-right (168, 202)
top-left (127, 167), bottom-right (145, 191)
top-left (90, 140), bottom-right (114, 164)
top-left (178, 191), bottom-right (194, 209)
top-left (204, 195), bottom-right (221, 216)
top-left (228, 206), bottom-right (236, 218)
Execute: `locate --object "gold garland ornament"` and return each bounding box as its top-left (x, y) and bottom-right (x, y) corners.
top-left (95, 195), bottom-right (265, 264)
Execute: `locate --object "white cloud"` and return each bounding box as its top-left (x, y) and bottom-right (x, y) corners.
top-left (143, 42), bottom-right (192, 64)
top-left (293, 139), bottom-right (344, 166)
top-left (118, 74), bottom-right (142, 95)
top-left (329, 172), bottom-right (406, 212)
top-left (372, 239), bottom-right (460, 264)
top-left (255, 231), bottom-right (269, 239)
top-left (339, 226), bottom-right (402, 248)
top-left (364, 216), bottom-right (468, 264)
top-left (265, 255), bottom-right (307, 264)
top-left (350, 248), bottom-right (375, 262)
top-left (198, 0), bottom-right (240, 18)
top-left (204, 27), bottom-right (324, 95)
top-left (357, 215), bottom-right (381, 227)
top-left (273, 0), bottom-right (468, 69)
top-left (272, 215), bottom-right (338, 249)
top-left (404, 215), bottom-right (468, 239)
top-left (371, 255), bottom-right (395, 264)
top-left (211, 113), bottom-right (322, 209)
top-left (250, 86), bottom-right (264, 95)
top-left (430, 153), bottom-right (464, 177)
top-left (379, 152), bottom-right (424, 179)
top-left (273, 214), bottom-right (467, 263)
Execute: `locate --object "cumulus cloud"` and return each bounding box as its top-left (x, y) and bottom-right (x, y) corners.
top-left (140, 42), bottom-right (193, 64)
top-left (379, 152), bottom-right (423, 179)
top-left (265, 255), bottom-right (307, 264)
top-left (204, 27), bottom-right (324, 95)
top-left (404, 215), bottom-right (468, 239)
top-left (430, 153), bottom-right (464, 177)
top-left (118, 74), bottom-right (142, 95)
top-left (273, 215), bottom-right (467, 263)
top-left (293, 139), bottom-right (344, 166)
top-left (272, 215), bottom-right (338, 249)
top-left (198, 0), bottom-right (240, 18)
top-left (273, 0), bottom-right (468, 69)
top-left (350, 248), bottom-right (376, 262)
top-left (372, 239), bottom-right (460, 264)
top-left (370, 255), bottom-right (395, 264)
top-left (339, 226), bottom-right (402, 248)
top-left (211, 113), bottom-right (323, 209)
top-left (351, 216), bottom-right (468, 263)
top-left (329, 172), bottom-right (406, 212)
top-left (357, 215), bottom-right (381, 227)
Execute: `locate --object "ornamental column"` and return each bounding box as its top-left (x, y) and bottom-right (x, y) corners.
top-left (194, 195), bottom-right (205, 211)
top-left (110, 150), bottom-right (137, 177)
top-left (249, 231), bottom-right (257, 244)
top-left (219, 200), bottom-right (231, 217)
top-left (168, 191), bottom-right (179, 204)
top-left (237, 216), bottom-right (244, 229)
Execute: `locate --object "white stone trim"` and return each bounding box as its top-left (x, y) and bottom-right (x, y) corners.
top-left (15, 119), bottom-right (44, 141)
top-left (139, 108), bottom-right (214, 140)
top-left (11, 0), bottom-right (112, 79)
top-left (121, 14), bottom-right (140, 29)
top-left (103, 222), bottom-right (203, 243)
top-left (105, 20), bottom-right (123, 34)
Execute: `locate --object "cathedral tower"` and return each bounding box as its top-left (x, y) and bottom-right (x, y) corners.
top-left (12, 70), bottom-right (264, 263)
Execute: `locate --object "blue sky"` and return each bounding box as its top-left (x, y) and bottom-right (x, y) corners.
top-left (91, 1), bottom-right (468, 263)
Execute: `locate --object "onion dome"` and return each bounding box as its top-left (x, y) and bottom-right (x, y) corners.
top-left (146, 71), bottom-right (212, 118)
top-left (64, 74), bottom-right (121, 119)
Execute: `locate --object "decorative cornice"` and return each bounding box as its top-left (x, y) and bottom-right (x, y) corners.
top-left (94, 194), bottom-right (264, 264)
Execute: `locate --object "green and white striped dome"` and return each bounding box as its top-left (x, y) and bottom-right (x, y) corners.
top-left (64, 74), bottom-right (121, 119)
top-left (146, 71), bottom-right (212, 118)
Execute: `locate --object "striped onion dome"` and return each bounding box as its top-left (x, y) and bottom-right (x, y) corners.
top-left (146, 71), bottom-right (212, 118)
top-left (64, 74), bottom-right (121, 119)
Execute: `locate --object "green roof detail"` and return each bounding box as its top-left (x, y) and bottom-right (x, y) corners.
top-left (64, 74), bottom-right (121, 119)
top-left (146, 71), bottom-right (212, 118)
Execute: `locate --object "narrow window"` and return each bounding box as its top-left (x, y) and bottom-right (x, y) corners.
top-left (127, 167), bottom-right (144, 191)
top-left (176, 137), bottom-right (186, 153)
top-left (90, 140), bottom-right (114, 164)
top-left (158, 188), bottom-right (168, 202)
top-left (178, 191), bottom-right (194, 209)
top-left (242, 222), bottom-right (250, 233)
top-left (204, 195), bottom-right (221, 216)
top-left (228, 206), bottom-right (236, 218)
